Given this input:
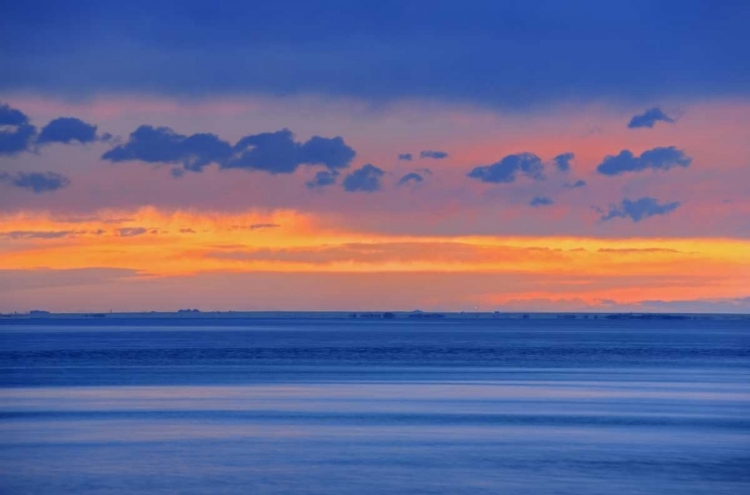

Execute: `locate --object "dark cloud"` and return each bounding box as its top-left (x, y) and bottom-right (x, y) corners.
top-left (420, 150), bottom-right (448, 159)
top-left (398, 153), bottom-right (413, 161)
top-left (117, 227), bottom-right (148, 237)
top-left (529, 196), bottom-right (553, 207)
top-left (102, 126), bottom-right (233, 172)
top-left (103, 126), bottom-right (355, 175)
top-left (596, 146), bottom-right (691, 176)
top-left (227, 130), bottom-right (300, 173)
top-left (37, 117), bottom-right (98, 144)
top-left (2, 3), bottom-right (747, 108)
top-left (343, 164), bottom-right (385, 193)
top-left (565, 179), bottom-right (587, 188)
top-left (0, 124), bottom-right (36, 155)
top-left (467, 152), bottom-right (545, 184)
top-left (179, 228), bottom-right (196, 234)
top-left (306, 170), bottom-right (339, 189)
top-left (600, 197), bottom-right (680, 222)
top-left (554, 152), bottom-right (574, 172)
top-left (0, 103), bottom-right (29, 126)
top-left (229, 130), bottom-right (355, 174)
top-left (628, 107), bottom-right (675, 129)
top-left (1, 171), bottom-right (70, 193)
top-left (0, 104), bottom-right (108, 153)
top-left (398, 172), bottom-right (424, 186)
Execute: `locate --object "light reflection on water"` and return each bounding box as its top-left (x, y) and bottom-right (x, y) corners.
top-left (1, 317), bottom-right (749, 494)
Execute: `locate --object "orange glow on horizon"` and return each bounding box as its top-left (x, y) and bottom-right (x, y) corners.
top-left (1, 208), bottom-right (748, 309)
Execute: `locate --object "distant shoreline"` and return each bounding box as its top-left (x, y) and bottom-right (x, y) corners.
top-left (1, 310), bottom-right (748, 321)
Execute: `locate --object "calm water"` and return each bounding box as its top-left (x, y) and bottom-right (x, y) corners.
top-left (1, 316), bottom-right (748, 494)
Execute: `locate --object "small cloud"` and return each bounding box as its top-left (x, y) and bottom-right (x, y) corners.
top-left (596, 146), bottom-right (691, 176)
top-left (419, 150), bottom-right (448, 159)
top-left (0, 230), bottom-right (77, 240)
top-left (37, 117), bottom-right (98, 145)
top-left (529, 196), bottom-right (554, 207)
top-left (564, 179), bottom-right (586, 188)
top-left (343, 164), bottom-right (385, 192)
top-left (600, 197), bottom-right (680, 222)
top-left (306, 170), bottom-right (339, 189)
top-left (554, 152), bottom-right (574, 172)
top-left (248, 223), bottom-right (280, 231)
top-left (628, 107), bottom-right (675, 129)
top-left (117, 227), bottom-right (148, 237)
top-left (1, 171), bottom-right (70, 193)
top-left (580, 126), bottom-right (603, 138)
top-left (397, 172), bottom-right (424, 186)
top-left (0, 102), bottom-right (29, 126)
top-left (398, 153), bottom-right (413, 161)
top-left (179, 228), bottom-right (196, 234)
top-left (467, 152), bottom-right (544, 184)
top-left (597, 247), bottom-right (680, 254)
top-left (0, 124), bottom-right (36, 155)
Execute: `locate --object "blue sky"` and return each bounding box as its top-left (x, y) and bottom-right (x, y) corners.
top-left (2, 0), bottom-right (749, 106)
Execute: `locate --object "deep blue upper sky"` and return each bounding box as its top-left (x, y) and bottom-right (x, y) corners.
top-left (2, 0), bottom-right (748, 107)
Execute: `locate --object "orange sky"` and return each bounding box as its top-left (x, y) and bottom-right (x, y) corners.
top-left (1, 96), bottom-right (749, 312)
top-left (1, 207), bottom-right (748, 312)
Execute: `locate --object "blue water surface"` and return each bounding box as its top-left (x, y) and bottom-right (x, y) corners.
top-left (1, 316), bottom-right (748, 494)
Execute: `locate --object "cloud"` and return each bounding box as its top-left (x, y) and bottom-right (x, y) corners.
top-left (37, 117), bottom-right (98, 145)
top-left (628, 107), bottom-right (675, 128)
top-left (228, 130), bottom-right (355, 174)
top-left (0, 104), bottom-right (109, 154)
top-left (467, 152), bottom-right (545, 183)
top-left (1, 171), bottom-right (70, 193)
top-left (398, 153), bottom-right (413, 161)
top-left (0, 230), bottom-right (77, 240)
top-left (397, 172), bottom-right (424, 186)
top-left (117, 227), bottom-right (148, 237)
top-left (2, 3), bottom-right (747, 109)
top-left (597, 247), bottom-right (681, 254)
top-left (343, 164), bottom-right (385, 192)
top-left (306, 170), bottom-right (339, 189)
top-left (103, 126), bottom-right (356, 175)
top-left (0, 103), bottom-right (29, 126)
top-left (102, 125), bottom-right (233, 172)
top-left (529, 196), bottom-right (553, 207)
top-left (420, 150), bottom-right (448, 159)
top-left (0, 267), bottom-right (140, 293)
top-left (248, 223), bottom-right (280, 230)
top-left (208, 241), bottom-right (568, 265)
top-left (600, 197), bottom-right (680, 222)
top-left (554, 152), bottom-right (574, 172)
top-left (564, 179), bottom-right (586, 188)
top-left (0, 124), bottom-right (36, 155)
top-left (596, 146), bottom-right (691, 176)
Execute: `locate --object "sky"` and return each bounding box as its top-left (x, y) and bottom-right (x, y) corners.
top-left (1, 0), bottom-right (749, 313)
